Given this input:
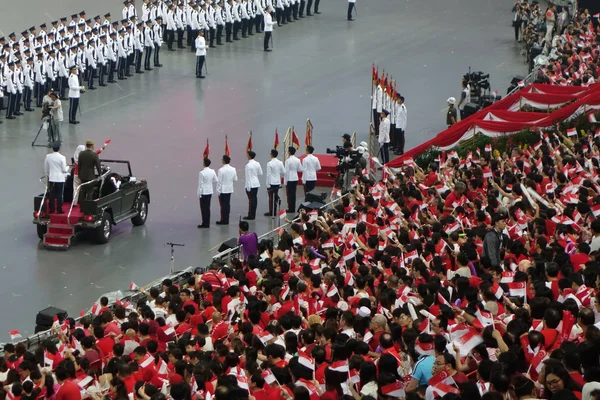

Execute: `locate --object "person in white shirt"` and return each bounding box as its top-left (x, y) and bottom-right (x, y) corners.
top-left (216, 155), bottom-right (238, 225)
top-left (347, 0), bottom-right (356, 21)
top-left (195, 30), bottom-right (208, 78)
top-left (44, 143), bottom-right (69, 214)
top-left (47, 92), bottom-right (64, 143)
top-left (301, 145), bottom-right (321, 195)
top-left (395, 95), bottom-right (407, 155)
top-left (263, 9), bottom-right (274, 52)
top-left (265, 149), bottom-right (285, 216)
top-left (244, 150), bottom-right (263, 220)
top-left (378, 109), bottom-right (391, 164)
top-left (67, 67), bottom-right (82, 124)
top-left (284, 146), bottom-right (302, 212)
top-left (197, 157), bottom-right (218, 228)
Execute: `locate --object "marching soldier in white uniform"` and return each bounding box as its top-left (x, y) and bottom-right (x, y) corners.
top-left (216, 2), bottom-right (225, 45)
top-left (225, 0), bottom-right (234, 42)
top-left (216, 155), bottom-right (238, 225)
top-left (143, 20), bottom-right (154, 71)
top-left (153, 17), bottom-right (163, 67)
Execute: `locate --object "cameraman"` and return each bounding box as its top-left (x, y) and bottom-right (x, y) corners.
top-left (42, 91), bottom-right (64, 143)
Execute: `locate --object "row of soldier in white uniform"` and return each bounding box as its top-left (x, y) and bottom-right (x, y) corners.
top-left (197, 146), bottom-right (322, 227)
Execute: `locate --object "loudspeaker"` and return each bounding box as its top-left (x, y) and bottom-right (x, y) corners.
top-left (511, 75), bottom-right (525, 86)
top-left (35, 306), bottom-right (68, 333)
top-left (218, 237), bottom-right (238, 252)
top-left (298, 201), bottom-right (325, 213)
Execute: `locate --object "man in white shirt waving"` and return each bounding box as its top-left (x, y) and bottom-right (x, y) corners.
top-left (44, 142), bottom-right (69, 214)
top-left (265, 149), bottom-right (285, 216)
top-left (197, 158), bottom-right (218, 228)
top-left (301, 145), bottom-right (321, 196)
top-left (216, 155), bottom-right (238, 226)
top-left (284, 146), bottom-right (302, 213)
top-left (244, 150), bottom-right (263, 220)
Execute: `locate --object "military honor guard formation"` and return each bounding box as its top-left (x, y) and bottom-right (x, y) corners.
top-left (0, 0), bottom-right (325, 125)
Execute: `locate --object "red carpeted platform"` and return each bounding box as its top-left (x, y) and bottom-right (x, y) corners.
top-left (298, 154), bottom-right (338, 188)
top-left (41, 202), bottom-right (83, 249)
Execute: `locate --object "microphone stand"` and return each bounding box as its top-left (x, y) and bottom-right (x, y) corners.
top-left (166, 242), bottom-right (185, 274)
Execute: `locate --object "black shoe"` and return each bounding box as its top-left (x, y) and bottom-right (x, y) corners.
top-left (200, 75), bottom-right (205, 78)
top-left (88, 86), bottom-right (97, 90)
top-left (264, 212), bottom-right (274, 216)
top-left (178, 46), bottom-right (186, 49)
top-left (234, 37), bottom-right (240, 40)
top-left (216, 221), bottom-right (229, 225)
top-left (145, 68), bottom-right (153, 71)
top-left (126, 74), bottom-right (133, 77)
top-left (197, 224), bottom-right (209, 228)
top-left (243, 216), bottom-right (255, 220)
top-left (315, 11), bottom-right (321, 14)
top-left (168, 48), bottom-right (176, 51)
top-left (227, 39), bottom-right (233, 42)
top-left (118, 77), bottom-right (126, 80)
top-left (218, 42), bottom-right (223, 45)
top-left (307, 13), bottom-right (312, 15)
top-left (348, 18), bottom-right (354, 21)
top-left (5, 116), bottom-right (15, 119)
top-left (25, 108), bottom-right (35, 111)
top-left (99, 84), bottom-right (107, 86)
top-left (242, 35), bottom-right (247, 38)
top-left (209, 45), bottom-right (216, 48)
top-left (248, 33), bottom-right (254, 36)
top-left (154, 64), bottom-right (163, 67)
top-left (15, 112), bottom-right (23, 116)
top-left (108, 80), bottom-right (117, 83)
top-left (0, 120), bottom-right (3, 123)
top-left (136, 71), bottom-right (144, 74)
top-left (264, 49), bottom-right (272, 52)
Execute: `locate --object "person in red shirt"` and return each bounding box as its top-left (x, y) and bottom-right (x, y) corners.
top-left (540, 308), bottom-right (561, 350)
top-left (443, 182), bottom-right (466, 216)
top-left (570, 243), bottom-right (591, 272)
top-left (93, 326), bottom-right (115, 359)
top-left (368, 314), bottom-right (387, 352)
top-left (55, 365), bottom-right (82, 400)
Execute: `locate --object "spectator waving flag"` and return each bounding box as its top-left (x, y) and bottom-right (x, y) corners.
top-left (508, 281), bottom-right (527, 297)
top-left (129, 281), bottom-right (139, 291)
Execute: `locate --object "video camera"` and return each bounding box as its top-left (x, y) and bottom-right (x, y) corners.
top-left (41, 102), bottom-right (52, 119)
top-left (326, 146), bottom-right (362, 172)
top-left (464, 71), bottom-right (491, 90)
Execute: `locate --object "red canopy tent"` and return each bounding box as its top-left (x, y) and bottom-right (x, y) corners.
top-left (386, 83), bottom-right (600, 167)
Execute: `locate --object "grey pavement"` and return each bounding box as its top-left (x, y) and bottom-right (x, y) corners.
top-left (0, 0), bottom-right (526, 340)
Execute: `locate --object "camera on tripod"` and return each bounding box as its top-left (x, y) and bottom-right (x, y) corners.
top-left (41, 102), bottom-right (52, 120)
top-left (326, 146), bottom-right (362, 171)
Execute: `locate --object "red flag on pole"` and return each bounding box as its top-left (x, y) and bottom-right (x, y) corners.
top-left (305, 120), bottom-right (313, 148)
top-left (372, 64), bottom-right (378, 84)
top-left (274, 128), bottom-right (279, 150)
top-left (246, 132), bottom-right (253, 153)
top-left (225, 135), bottom-right (231, 157)
top-left (291, 128), bottom-right (300, 149)
top-left (203, 138), bottom-right (210, 159)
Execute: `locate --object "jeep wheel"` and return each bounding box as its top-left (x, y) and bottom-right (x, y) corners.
top-left (131, 195), bottom-right (148, 226)
top-left (37, 224), bottom-right (47, 240)
top-left (94, 212), bottom-right (112, 244)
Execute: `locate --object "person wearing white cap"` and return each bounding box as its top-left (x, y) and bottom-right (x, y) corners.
top-left (446, 97), bottom-right (457, 127)
top-left (378, 108), bottom-right (391, 164)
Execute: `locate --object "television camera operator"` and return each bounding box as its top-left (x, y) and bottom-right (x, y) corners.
top-left (41, 91), bottom-right (64, 144)
top-left (326, 138), bottom-right (364, 192)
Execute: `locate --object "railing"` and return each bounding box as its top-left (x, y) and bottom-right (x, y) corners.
top-left (36, 175), bottom-right (49, 223)
top-left (0, 268), bottom-right (194, 357)
top-left (212, 193), bottom-right (351, 265)
top-left (506, 65), bottom-right (541, 97)
top-left (68, 168), bottom-right (112, 225)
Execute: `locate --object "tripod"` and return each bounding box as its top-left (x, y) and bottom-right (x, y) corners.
top-left (166, 242), bottom-right (185, 274)
top-left (31, 115), bottom-right (55, 147)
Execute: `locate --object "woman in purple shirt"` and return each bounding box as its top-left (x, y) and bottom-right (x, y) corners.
top-left (238, 221), bottom-right (258, 260)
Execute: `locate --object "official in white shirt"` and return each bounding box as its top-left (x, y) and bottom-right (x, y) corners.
top-left (301, 145), bottom-right (321, 195)
top-left (265, 149), bottom-right (285, 216)
top-left (378, 109), bottom-right (391, 164)
top-left (195, 30), bottom-right (207, 78)
top-left (347, 0), bottom-right (356, 21)
top-left (263, 9), bottom-right (274, 52)
top-left (395, 95), bottom-right (407, 155)
top-left (216, 155), bottom-right (238, 225)
top-left (197, 158), bottom-right (218, 228)
top-left (284, 146), bottom-right (302, 212)
top-left (244, 150), bottom-right (263, 220)
top-left (44, 142), bottom-right (69, 214)
top-left (67, 67), bottom-right (82, 124)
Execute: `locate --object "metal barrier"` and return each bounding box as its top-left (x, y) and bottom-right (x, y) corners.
top-left (0, 267), bottom-right (194, 357)
top-left (212, 193), bottom-right (351, 264)
top-left (506, 65), bottom-right (541, 97)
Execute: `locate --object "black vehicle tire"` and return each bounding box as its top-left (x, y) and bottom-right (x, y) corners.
top-left (37, 224), bottom-right (47, 240)
top-left (94, 212), bottom-right (112, 244)
top-left (131, 195), bottom-right (149, 226)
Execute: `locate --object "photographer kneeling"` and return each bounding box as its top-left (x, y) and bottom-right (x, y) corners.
top-left (43, 92), bottom-right (64, 143)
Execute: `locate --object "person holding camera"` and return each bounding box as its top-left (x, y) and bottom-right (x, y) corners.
top-left (46, 92), bottom-right (63, 143)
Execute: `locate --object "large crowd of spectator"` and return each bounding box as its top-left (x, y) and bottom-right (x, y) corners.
top-left (8, 117), bottom-right (600, 398)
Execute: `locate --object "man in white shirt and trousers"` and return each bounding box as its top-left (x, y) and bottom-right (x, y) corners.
top-left (378, 109), bottom-right (391, 165)
top-left (284, 146), bottom-right (302, 213)
top-left (68, 67), bottom-right (82, 124)
top-left (195, 30), bottom-right (208, 78)
top-left (395, 95), bottom-right (407, 155)
top-left (44, 142), bottom-right (69, 214)
top-left (263, 9), bottom-right (274, 51)
top-left (216, 154), bottom-right (238, 225)
top-left (301, 145), bottom-right (321, 196)
top-left (347, 0), bottom-right (356, 21)
top-left (265, 149), bottom-right (285, 217)
top-left (197, 157), bottom-right (218, 228)
top-left (244, 150), bottom-right (263, 220)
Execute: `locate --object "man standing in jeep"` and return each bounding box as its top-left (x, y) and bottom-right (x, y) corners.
top-left (77, 140), bottom-right (102, 203)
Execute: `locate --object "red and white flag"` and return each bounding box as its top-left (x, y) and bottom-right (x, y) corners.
top-left (566, 128), bottom-right (577, 137)
top-left (9, 330), bottom-right (21, 341)
top-left (129, 281), bottom-right (139, 291)
top-left (452, 327), bottom-right (484, 354)
top-left (437, 293), bottom-right (451, 308)
top-left (475, 309), bottom-right (494, 328)
top-left (91, 302), bottom-right (102, 316)
top-left (343, 249), bottom-right (356, 261)
top-left (326, 285), bottom-right (339, 298)
top-left (237, 375), bottom-right (249, 390)
top-left (445, 221), bottom-right (460, 234)
top-left (330, 360), bottom-right (349, 373)
top-left (278, 209), bottom-right (286, 220)
top-left (298, 352), bottom-right (315, 370)
top-left (415, 339), bottom-right (436, 357)
top-left (381, 381), bottom-right (405, 398)
top-left (348, 369), bottom-right (360, 385)
top-left (428, 370), bottom-right (453, 386)
top-left (491, 281), bottom-right (504, 299)
top-left (431, 383), bottom-right (461, 397)
top-left (531, 348), bottom-right (548, 373)
top-left (507, 281), bottom-right (527, 297)
top-left (261, 369), bottom-right (278, 385)
top-left (258, 331), bottom-right (274, 345)
top-left (592, 204), bottom-right (600, 217)
top-left (484, 144), bottom-right (491, 152)
top-left (589, 114), bottom-right (598, 123)
top-left (500, 271), bottom-right (515, 283)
